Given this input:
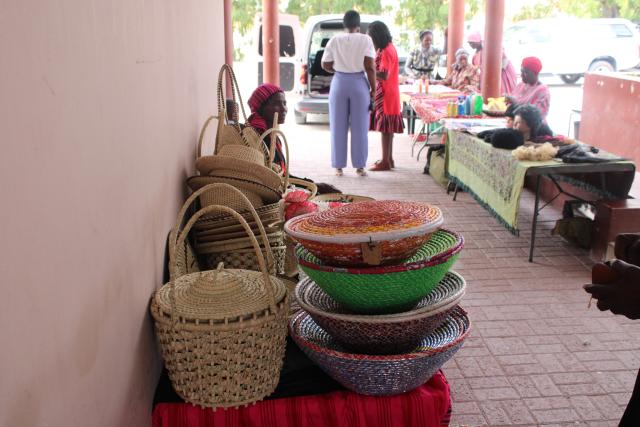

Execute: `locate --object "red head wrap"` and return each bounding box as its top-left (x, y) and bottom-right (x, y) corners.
top-left (247, 83), bottom-right (283, 114)
top-left (521, 57), bottom-right (542, 74)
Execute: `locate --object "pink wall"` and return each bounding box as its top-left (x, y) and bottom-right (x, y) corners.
top-left (0, 1), bottom-right (224, 425)
top-left (581, 72), bottom-right (640, 165)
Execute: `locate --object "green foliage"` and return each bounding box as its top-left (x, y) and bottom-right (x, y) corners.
top-left (233, 0), bottom-right (261, 36)
top-left (394, 0), bottom-right (482, 33)
top-left (513, 0), bottom-right (640, 21)
top-left (286, 0), bottom-right (383, 24)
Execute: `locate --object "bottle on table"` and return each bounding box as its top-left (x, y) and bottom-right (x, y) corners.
top-left (464, 96), bottom-right (472, 116)
top-left (473, 94), bottom-right (484, 115)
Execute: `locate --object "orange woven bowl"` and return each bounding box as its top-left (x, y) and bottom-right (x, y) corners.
top-left (284, 201), bottom-right (443, 267)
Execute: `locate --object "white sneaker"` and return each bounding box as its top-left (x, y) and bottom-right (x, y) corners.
top-left (356, 168), bottom-right (367, 177)
top-left (335, 168), bottom-right (344, 176)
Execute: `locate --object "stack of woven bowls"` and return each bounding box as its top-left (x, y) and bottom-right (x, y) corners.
top-left (187, 135), bottom-right (288, 274)
top-left (284, 200), bottom-right (470, 396)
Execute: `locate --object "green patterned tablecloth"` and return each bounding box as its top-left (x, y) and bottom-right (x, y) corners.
top-left (446, 131), bottom-right (557, 233)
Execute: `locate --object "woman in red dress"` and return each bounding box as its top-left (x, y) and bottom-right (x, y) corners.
top-left (367, 21), bottom-right (404, 171)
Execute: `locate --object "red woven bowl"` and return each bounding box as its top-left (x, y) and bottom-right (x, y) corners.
top-left (284, 201), bottom-right (443, 267)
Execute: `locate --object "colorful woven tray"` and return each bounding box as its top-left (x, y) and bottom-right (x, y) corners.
top-left (295, 229), bottom-right (464, 314)
top-left (286, 201), bottom-right (443, 243)
top-left (295, 272), bottom-right (466, 354)
top-left (289, 308), bottom-right (469, 396)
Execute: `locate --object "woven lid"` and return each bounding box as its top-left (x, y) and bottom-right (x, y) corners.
top-left (284, 201), bottom-right (443, 244)
top-left (154, 268), bottom-right (287, 322)
top-left (296, 271), bottom-right (466, 321)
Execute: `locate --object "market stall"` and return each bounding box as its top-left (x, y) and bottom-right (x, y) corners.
top-left (445, 130), bottom-right (636, 261)
top-left (148, 65), bottom-right (472, 427)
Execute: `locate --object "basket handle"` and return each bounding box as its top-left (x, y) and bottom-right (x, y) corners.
top-left (195, 115), bottom-right (223, 161)
top-left (170, 203), bottom-right (279, 313)
top-left (217, 64), bottom-right (248, 124)
top-left (257, 128), bottom-right (290, 190)
top-left (288, 178), bottom-right (318, 198)
top-left (168, 183), bottom-right (276, 280)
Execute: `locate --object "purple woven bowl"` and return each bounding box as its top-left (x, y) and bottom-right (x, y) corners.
top-left (289, 307), bottom-right (470, 396)
top-left (295, 271), bottom-right (466, 354)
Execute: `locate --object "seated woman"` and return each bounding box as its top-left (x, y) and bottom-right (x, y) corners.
top-left (506, 57), bottom-right (550, 119)
top-left (432, 48), bottom-right (479, 94)
top-left (246, 83), bottom-right (340, 194)
top-left (512, 104), bottom-right (554, 143)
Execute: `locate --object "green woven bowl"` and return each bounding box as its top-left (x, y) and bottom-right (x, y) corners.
top-left (295, 229), bottom-right (463, 314)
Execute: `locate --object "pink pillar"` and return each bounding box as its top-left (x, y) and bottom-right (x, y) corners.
top-left (223, 0), bottom-right (233, 94)
top-left (482, 0), bottom-right (505, 99)
top-left (447, 0), bottom-right (465, 73)
top-left (262, 0), bottom-right (279, 85)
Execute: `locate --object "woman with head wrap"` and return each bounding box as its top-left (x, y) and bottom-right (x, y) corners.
top-left (246, 83), bottom-right (342, 195)
top-left (247, 83), bottom-right (288, 171)
top-left (405, 29), bottom-right (443, 79)
top-left (466, 31), bottom-right (517, 95)
top-left (506, 57), bottom-right (551, 118)
top-left (433, 48), bottom-right (479, 94)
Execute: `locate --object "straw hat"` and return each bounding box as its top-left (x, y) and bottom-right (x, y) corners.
top-left (196, 145), bottom-right (283, 192)
top-left (187, 175), bottom-right (282, 205)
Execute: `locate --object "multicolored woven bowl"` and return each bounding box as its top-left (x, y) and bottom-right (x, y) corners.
top-left (295, 271), bottom-right (466, 354)
top-left (295, 229), bottom-right (464, 314)
top-left (284, 201), bottom-right (443, 267)
top-left (289, 308), bottom-right (470, 396)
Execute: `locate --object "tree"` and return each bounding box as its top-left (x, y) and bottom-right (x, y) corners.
top-left (285, 0), bottom-right (382, 24)
top-left (513, 0), bottom-right (640, 21)
top-left (394, 0), bottom-right (482, 33)
top-left (233, 0), bottom-right (262, 36)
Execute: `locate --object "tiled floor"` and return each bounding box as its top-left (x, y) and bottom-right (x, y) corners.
top-left (287, 126), bottom-right (639, 427)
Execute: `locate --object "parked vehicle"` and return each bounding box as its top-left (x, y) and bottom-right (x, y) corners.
top-left (254, 14), bottom-right (302, 91)
top-left (294, 14), bottom-right (399, 124)
top-left (503, 18), bottom-right (640, 84)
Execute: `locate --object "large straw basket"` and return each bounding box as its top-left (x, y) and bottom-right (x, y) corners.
top-left (151, 184), bottom-right (289, 408)
top-left (296, 229), bottom-right (464, 314)
top-left (289, 308), bottom-right (469, 396)
top-left (285, 201), bottom-right (444, 267)
top-left (192, 200), bottom-right (284, 233)
top-left (295, 272), bottom-right (466, 354)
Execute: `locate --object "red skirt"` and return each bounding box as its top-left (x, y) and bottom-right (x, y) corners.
top-left (370, 85), bottom-right (404, 134)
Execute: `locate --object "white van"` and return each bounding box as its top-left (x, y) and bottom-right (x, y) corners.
top-left (254, 14), bottom-right (302, 91)
top-left (293, 14), bottom-right (397, 124)
top-left (503, 18), bottom-right (640, 84)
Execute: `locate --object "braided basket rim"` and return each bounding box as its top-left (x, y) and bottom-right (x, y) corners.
top-left (295, 229), bottom-right (464, 274)
top-left (289, 308), bottom-right (470, 361)
top-left (294, 271), bottom-right (466, 323)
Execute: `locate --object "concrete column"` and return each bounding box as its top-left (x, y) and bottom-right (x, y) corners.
top-left (482, 0), bottom-right (505, 98)
top-left (446, 0), bottom-right (465, 73)
top-left (223, 0), bottom-right (233, 94)
top-left (262, 0), bottom-right (279, 85)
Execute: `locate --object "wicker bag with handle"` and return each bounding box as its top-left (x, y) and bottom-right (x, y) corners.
top-left (151, 183), bottom-right (289, 408)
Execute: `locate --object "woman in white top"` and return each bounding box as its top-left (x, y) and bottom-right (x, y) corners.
top-left (322, 10), bottom-right (376, 177)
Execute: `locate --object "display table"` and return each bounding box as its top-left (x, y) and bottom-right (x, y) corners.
top-left (445, 130), bottom-right (636, 261)
top-left (152, 338), bottom-right (452, 427)
top-left (399, 85), bottom-right (463, 159)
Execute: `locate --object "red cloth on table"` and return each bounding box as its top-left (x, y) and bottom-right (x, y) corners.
top-left (152, 371), bottom-right (451, 427)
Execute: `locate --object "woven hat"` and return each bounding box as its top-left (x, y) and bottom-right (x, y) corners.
top-left (196, 145), bottom-right (283, 192)
top-left (187, 175), bottom-right (282, 205)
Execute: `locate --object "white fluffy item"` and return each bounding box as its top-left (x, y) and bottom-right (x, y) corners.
top-left (512, 143), bottom-right (559, 161)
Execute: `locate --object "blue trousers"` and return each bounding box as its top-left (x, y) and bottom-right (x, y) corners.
top-left (329, 72), bottom-right (370, 169)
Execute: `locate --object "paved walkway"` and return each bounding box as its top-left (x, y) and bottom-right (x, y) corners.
top-left (286, 125), bottom-right (639, 427)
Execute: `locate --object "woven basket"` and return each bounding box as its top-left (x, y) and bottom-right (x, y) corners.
top-left (193, 200), bottom-right (284, 232)
top-left (285, 201), bottom-right (444, 267)
top-left (202, 245), bottom-right (287, 275)
top-left (187, 175), bottom-right (281, 206)
top-left (289, 308), bottom-right (469, 396)
top-left (151, 189), bottom-right (289, 408)
top-left (296, 229), bottom-right (464, 314)
top-left (295, 271), bottom-right (466, 354)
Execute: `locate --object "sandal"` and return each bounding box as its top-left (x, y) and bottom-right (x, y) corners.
top-left (369, 161), bottom-right (391, 171)
top-left (356, 168), bottom-right (367, 177)
top-left (335, 168), bottom-right (344, 176)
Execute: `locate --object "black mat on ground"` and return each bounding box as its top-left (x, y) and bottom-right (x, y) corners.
top-left (153, 337), bottom-right (345, 408)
